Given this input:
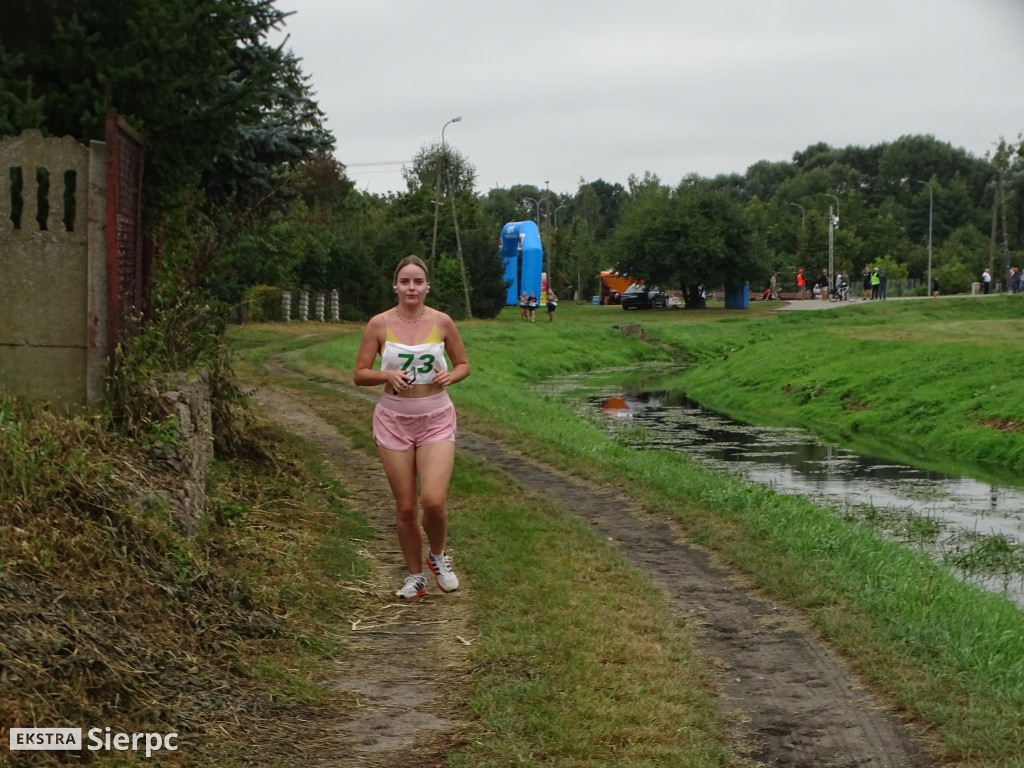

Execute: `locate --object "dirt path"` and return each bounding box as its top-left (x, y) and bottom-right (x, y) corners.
top-left (251, 366), bottom-right (936, 767)
top-left (250, 383), bottom-right (473, 768)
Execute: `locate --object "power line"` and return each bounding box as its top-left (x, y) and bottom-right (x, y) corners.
top-left (344, 160), bottom-right (411, 167)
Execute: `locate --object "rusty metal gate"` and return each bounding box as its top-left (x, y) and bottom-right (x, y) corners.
top-left (105, 114), bottom-right (148, 355)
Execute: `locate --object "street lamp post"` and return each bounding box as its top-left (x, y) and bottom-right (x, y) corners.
top-left (824, 194), bottom-right (839, 291)
top-left (789, 202), bottom-right (805, 233)
top-left (917, 180), bottom-right (933, 296)
top-left (430, 116), bottom-right (461, 265)
top-left (520, 196), bottom-right (541, 300)
top-left (430, 115), bottom-right (471, 318)
top-left (553, 202), bottom-right (571, 299)
top-left (548, 202), bottom-right (568, 297)
top-left (542, 182), bottom-right (554, 296)
top-left (521, 197), bottom-right (539, 223)
top-left (544, 180), bottom-right (551, 230)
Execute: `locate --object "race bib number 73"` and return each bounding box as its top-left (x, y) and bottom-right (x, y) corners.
top-left (397, 352), bottom-right (435, 374)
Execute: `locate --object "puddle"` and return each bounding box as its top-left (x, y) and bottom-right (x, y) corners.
top-left (540, 368), bottom-right (1024, 606)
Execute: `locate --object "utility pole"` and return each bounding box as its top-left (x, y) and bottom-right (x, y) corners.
top-left (828, 205), bottom-right (835, 291)
top-left (445, 151), bottom-right (472, 318)
top-left (1001, 177), bottom-right (1011, 292)
top-left (989, 174), bottom-right (1001, 277)
top-left (824, 194), bottom-right (839, 291)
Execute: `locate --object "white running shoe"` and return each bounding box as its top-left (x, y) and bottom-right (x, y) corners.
top-left (396, 573), bottom-right (426, 600)
top-left (428, 552), bottom-right (459, 593)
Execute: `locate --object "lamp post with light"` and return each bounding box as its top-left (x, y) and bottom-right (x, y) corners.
top-left (521, 197), bottom-right (539, 224)
top-left (554, 204), bottom-right (568, 230)
top-left (430, 116), bottom-right (461, 265)
top-left (430, 115), bottom-right (471, 317)
top-left (824, 193), bottom-right (840, 292)
top-left (544, 180), bottom-right (551, 230)
top-left (789, 202), bottom-right (805, 233)
top-left (548, 203), bottom-right (568, 297)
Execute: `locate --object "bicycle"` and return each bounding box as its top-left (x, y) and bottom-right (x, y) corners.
top-left (828, 283), bottom-right (853, 302)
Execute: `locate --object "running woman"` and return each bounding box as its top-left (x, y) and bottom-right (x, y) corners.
top-left (354, 255), bottom-right (471, 599)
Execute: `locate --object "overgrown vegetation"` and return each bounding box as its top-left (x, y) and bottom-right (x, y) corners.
top-left (0, 394), bottom-right (371, 766)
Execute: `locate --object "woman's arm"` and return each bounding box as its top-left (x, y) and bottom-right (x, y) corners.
top-left (354, 314), bottom-right (415, 389)
top-left (434, 313), bottom-right (470, 387)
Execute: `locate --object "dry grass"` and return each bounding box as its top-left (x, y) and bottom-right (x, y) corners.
top-left (0, 401), bottom-right (370, 766)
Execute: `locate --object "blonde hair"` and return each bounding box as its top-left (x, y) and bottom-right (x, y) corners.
top-left (393, 255), bottom-right (429, 284)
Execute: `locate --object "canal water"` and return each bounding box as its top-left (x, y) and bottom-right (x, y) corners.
top-left (541, 368), bottom-right (1024, 606)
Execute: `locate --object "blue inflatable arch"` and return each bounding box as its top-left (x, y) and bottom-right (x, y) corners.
top-left (500, 220), bottom-right (543, 305)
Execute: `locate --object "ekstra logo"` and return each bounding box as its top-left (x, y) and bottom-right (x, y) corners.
top-left (9, 728), bottom-right (82, 750)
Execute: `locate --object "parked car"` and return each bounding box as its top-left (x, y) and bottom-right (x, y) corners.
top-left (620, 283), bottom-right (667, 310)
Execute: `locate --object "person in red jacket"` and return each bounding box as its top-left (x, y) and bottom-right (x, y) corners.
top-left (796, 268), bottom-right (806, 299)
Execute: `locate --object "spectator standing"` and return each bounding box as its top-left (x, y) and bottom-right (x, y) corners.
top-left (862, 267), bottom-right (872, 300)
top-left (871, 268), bottom-right (881, 299)
top-left (982, 269), bottom-right (992, 294)
top-left (796, 268), bottom-right (806, 299)
top-left (769, 272), bottom-right (778, 300)
top-left (879, 269), bottom-right (888, 300)
top-left (817, 268), bottom-right (830, 301)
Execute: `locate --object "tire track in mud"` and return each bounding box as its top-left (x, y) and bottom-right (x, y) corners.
top-left (255, 358), bottom-right (936, 767)
top-left (454, 431), bottom-right (936, 768)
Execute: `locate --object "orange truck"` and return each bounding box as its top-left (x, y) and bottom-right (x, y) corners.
top-left (600, 270), bottom-right (640, 305)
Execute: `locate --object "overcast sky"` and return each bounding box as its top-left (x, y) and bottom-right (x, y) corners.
top-left (272, 0), bottom-right (1024, 197)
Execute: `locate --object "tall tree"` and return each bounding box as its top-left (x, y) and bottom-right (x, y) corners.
top-left (404, 142), bottom-right (477, 196)
top-left (0, 0), bottom-right (333, 218)
top-left (611, 184), bottom-right (758, 308)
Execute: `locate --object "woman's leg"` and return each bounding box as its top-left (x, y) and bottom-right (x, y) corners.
top-left (378, 446), bottom-right (423, 574)
top-left (414, 440), bottom-right (456, 556)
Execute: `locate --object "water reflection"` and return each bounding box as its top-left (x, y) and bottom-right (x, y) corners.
top-left (566, 382), bottom-right (1024, 606)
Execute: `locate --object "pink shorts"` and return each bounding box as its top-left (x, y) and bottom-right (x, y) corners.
top-left (373, 391), bottom-right (457, 451)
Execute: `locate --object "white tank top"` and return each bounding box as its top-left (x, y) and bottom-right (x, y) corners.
top-left (379, 324), bottom-right (448, 385)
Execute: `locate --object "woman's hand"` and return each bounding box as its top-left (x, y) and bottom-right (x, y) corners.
top-left (387, 369), bottom-right (416, 392)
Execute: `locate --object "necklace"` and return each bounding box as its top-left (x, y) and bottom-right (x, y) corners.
top-left (394, 306), bottom-right (425, 324)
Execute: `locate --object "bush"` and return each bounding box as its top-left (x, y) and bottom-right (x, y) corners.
top-left (243, 284), bottom-right (282, 322)
top-left (933, 260), bottom-right (975, 294)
